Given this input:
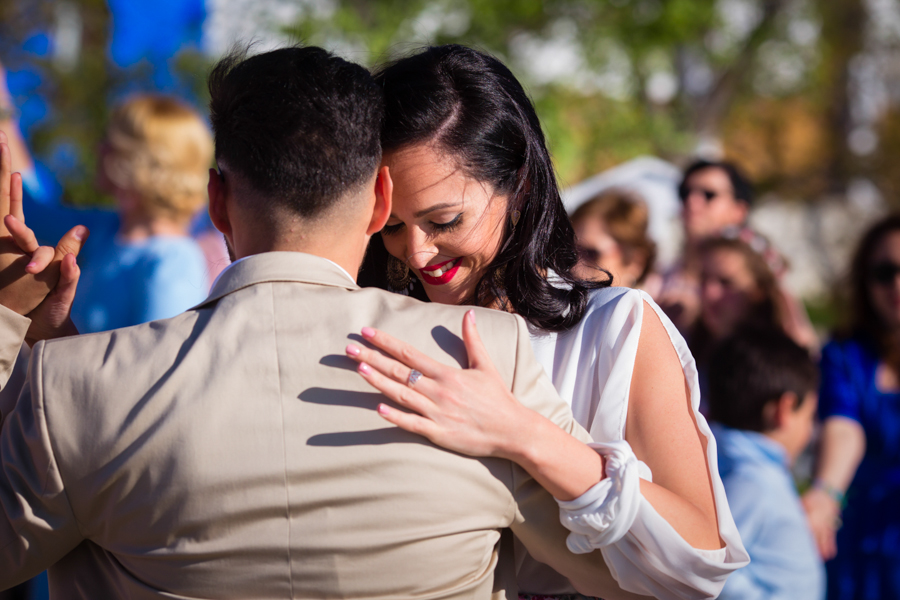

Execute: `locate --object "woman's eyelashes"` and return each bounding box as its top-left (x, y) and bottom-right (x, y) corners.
top-left (431, 213), bottom-right (463, 233)
top-left (381, 222), bottom-right (404, 236)
top-left (381, 213), bottom-right (463, 236)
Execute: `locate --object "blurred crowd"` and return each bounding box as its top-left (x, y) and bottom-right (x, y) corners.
top-left (1, 51), bottom-right (899, 600)
top-left (572, 159), bottom-right (900, 600)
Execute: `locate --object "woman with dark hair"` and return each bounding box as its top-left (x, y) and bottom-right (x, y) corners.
top-left (803, 214), bottom-right (900, 599)
top-left (353, 45), bottom-right (748, 599)
top-left (688, 232), bottom-right (794, 368)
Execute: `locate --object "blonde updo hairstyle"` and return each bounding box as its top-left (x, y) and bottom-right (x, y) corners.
top-left (102, 94), bottom-right (213, 223)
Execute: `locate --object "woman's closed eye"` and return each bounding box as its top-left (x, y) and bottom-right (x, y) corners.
top-left (430, 213), bottom-right (463, 233)
top-left (381, 213), bottom-right (463, 237)
top-left (381, 222), bottom-right (404, 236)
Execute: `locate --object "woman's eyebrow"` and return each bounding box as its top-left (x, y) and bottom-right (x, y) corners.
top-left (414, 202), bottom-right (462, 218)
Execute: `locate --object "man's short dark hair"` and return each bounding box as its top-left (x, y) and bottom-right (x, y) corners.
top-left (708, 327), bottom-right (818, 432)
top-left (208, 46), bottom-right (383, 218)
top-left (679, 159), bottom-right (754, 206)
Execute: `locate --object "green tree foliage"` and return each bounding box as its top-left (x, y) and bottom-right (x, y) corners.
top-left (2, 0), bottom-right (892, 204)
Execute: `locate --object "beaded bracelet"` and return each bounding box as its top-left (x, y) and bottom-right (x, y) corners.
top-left (812, 478), bottom-right (846, 506)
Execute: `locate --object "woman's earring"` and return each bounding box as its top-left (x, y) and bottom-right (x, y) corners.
top-left (386, 255), bottom-right (411, 290)
top-left (510, 210), bottom-right (521, 231)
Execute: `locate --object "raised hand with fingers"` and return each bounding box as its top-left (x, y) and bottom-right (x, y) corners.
top-left (0, 130), bottom-right (88, 340)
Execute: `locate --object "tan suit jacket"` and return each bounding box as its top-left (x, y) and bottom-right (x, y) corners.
top-left (0, 252), bottom-right (637, 600)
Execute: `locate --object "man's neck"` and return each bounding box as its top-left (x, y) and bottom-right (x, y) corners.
top-left (234, 236), bottom-right (366, 282)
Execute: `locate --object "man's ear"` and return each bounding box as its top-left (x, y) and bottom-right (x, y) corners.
top-left (769, 391), bottom-right (799, 429)
top-left (208, 168), bottom-right (232, 238)
top-left (367, 165), bottom-right (393, 235)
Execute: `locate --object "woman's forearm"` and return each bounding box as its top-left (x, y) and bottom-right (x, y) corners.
top-left (499, 408), bottom-right (605, 501)
top-left (815, 416), bottom-right (866, 492)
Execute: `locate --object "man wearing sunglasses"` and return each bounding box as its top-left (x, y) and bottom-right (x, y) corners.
top-left (658, 159), bottom-right (754, 333)
top-left (678, 160), bottom-right (753, 245)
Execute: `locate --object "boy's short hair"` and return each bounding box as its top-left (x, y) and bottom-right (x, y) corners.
top-left (208, 45), bottom-right (383, 219)
top-left (708, 327), bottom-right (818, 432)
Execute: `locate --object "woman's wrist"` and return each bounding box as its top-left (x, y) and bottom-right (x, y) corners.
top-left (491, 404), bottom-right (548, 463)
top-left (499, 409), bottom-right (605, 501)
top-left (811, 478), bottom-right (846, 507)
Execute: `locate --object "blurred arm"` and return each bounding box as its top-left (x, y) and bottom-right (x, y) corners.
top-left (0, 63), bottom-right (35, 175)
top-left (802, 416), bottom-right (865, 559)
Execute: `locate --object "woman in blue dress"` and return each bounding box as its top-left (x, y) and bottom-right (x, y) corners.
top-left (804, 213), bottom-right (900, 599)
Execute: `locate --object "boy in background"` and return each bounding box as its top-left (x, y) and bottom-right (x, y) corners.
top-left (709, 327), bottom-right (824, 600)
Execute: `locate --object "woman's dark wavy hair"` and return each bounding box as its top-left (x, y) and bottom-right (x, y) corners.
top-left (845, 213), bottom-right (900, 369)
top-left (363, 44), bottom-right (609, 332)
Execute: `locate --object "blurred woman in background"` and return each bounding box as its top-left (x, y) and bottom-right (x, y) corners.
top-left (9, 93), bottom-right (212, 333)
top-left (569, 188), bottom-right (656, 289)
top-left (690, 231), bottom-right (793, 359)
top-left (803, 213), bottom-right (900, 600)
top-left (687, 231), bottom-right (799, 412)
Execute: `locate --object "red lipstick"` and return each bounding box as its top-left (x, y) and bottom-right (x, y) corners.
top-left (419, 257), bottom-right (463, 286)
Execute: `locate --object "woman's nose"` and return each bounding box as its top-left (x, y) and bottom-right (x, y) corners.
top-left (404, 229), bottom-right (438, 270)
top-left (702, 281), bottom-right (722, 302)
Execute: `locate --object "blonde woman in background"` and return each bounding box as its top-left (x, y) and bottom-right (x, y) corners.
top-left (4, 93), bottom-right (213, 333)
top-left (570, 189), bottom-right (657, 289)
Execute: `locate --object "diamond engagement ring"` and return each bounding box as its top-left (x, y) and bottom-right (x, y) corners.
top-left (407, 369), bottom-right (423, 388)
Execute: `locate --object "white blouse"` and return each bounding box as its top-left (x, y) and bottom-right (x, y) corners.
top-left (525, 286), bottom-right (750, 599)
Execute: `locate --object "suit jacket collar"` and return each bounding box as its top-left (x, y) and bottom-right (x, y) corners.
top-left (194, 251), bottom-right (359, 309)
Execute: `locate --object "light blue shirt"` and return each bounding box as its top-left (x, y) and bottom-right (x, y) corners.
top-left (712, 423), bottom-right (825, 600)
top-left (70, 235), bottom-right (208, 333)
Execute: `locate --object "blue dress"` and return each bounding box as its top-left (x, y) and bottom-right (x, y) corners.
top-left (819, 336), bottom-right (900, 600)
top-left (22, 183), bottom-right (209, 333)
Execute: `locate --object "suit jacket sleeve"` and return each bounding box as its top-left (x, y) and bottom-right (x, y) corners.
top-left (0, 305), bottom-right (84, 589)
top-left (504, 315), bottom-right (646, 600)
top-left (0, 304), bottom-right (30, 421)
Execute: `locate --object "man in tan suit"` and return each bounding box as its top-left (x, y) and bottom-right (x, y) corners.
top-left (0, 47), bottom-right (639, 599)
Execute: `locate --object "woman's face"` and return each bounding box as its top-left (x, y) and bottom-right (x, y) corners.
top-left (381, 143), bottom-right (509, 306)
top-left (867, 231), bottom-right (900, 329)
top-left (573, 217), bottom-right (642, 287)
top-left (700, 247), bottom-right (763, 339)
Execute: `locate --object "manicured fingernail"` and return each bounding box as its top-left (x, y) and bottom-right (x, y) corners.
top-left (358, 362), bottom-right (371, 375)
top-left (26, 261), bottom-right (36, 270)
top-left (361, 327), bottom-right (375, 338)
top-left (345, 344), bottom-right (360, 357)
top-left (377, 404), bottom-right (390, 415)
top-left (74, 226), bottom-right (86, 241)
top-left (467, 309), bottom-right (475, 324)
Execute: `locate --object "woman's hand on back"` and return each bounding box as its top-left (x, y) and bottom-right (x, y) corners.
top-left (345, 309), bottom-right (531, 459)
top-left (345, 309), bottom-right (606, 501)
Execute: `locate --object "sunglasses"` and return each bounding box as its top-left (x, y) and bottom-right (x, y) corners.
top-left (678, 186), bottom-right (722, 203)
top-left (578, 245), bottom-right (602, 264)
top-left (869, 261), bottom-right (900, 285)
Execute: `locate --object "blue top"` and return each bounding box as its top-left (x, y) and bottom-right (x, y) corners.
top-left (818, 336), bottom-right (900, 599)
top-left (21, 181), bottom-right (209, 333)
top-left (712, 423), bottom-right (825, 600)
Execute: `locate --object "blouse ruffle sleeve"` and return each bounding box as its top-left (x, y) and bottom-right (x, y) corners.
top-left (552, 289), bottom-right (750, 600)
